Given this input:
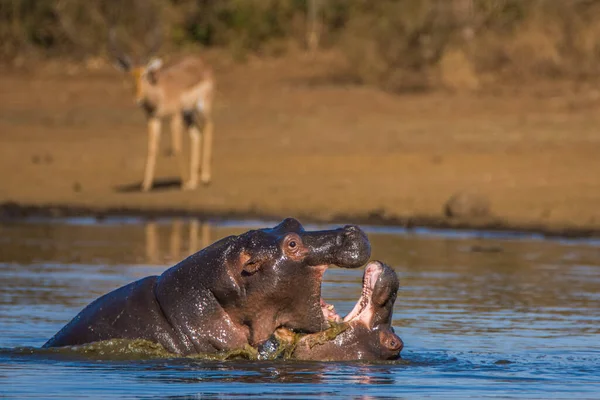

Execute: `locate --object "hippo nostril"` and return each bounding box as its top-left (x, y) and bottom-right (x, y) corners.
top-left (338, 226), bottom-right (360, 246)
top-left (391, 338), bottom-right (404, 351)
top-left (342, 226), bottom-right (360, 239)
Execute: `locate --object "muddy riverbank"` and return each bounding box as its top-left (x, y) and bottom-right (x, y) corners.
top-left (2, 52), bottom-right (600, 237)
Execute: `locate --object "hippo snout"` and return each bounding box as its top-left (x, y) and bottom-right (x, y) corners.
top-left (333, 225), bottom-right (371, 268)
top-left (302, 225), bottom-right (371, 268)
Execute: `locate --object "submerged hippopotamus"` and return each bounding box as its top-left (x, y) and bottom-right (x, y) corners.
top-left (43, 218), bottom-right (371, 355)
top-left (263, 261), bottom-right (403, 361)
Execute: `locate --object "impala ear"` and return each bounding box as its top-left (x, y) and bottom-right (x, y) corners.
top-left (145, 58), bottom-right (162, 84)
top-left (146, 57), bottom-right (163, 71)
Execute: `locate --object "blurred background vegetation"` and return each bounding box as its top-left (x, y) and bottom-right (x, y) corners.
top-left (2, 0), bottom-right (600, 91)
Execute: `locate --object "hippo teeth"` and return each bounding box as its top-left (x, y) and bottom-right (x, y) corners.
top-left (343, 287), bottom-right (372, 323)
top-left (320, 298), bottom-right (341, 322)
top-left (342, 263), bottom-right (382, 323)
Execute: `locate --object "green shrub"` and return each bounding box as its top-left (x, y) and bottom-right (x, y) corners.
top-left (2, 0), bottom-right (600, 87)
top-left (338, 0), bottom-right (454, 91)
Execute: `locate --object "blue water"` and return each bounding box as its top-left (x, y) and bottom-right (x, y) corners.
top-left (1, 218), bottom-right (599, 399)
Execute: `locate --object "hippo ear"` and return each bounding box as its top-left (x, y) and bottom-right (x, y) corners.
top-left (239, 251), bottom-right (261, 276)
top-left (242, 260), bottom-right (261, 276)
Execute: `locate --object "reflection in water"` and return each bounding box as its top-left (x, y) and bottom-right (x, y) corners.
top-left (145, 219), bottom-right (212, 264)
top-left (145, 220), bottom-right (159, 264)
top-left (0, 218), bottom-right (219, 267)
top-left (132, 359), bottom-right (402, 387)
top-left (0, 219), bottom-right (599, 398)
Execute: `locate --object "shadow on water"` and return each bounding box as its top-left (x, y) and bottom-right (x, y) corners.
top-left (1, 218), bottom-right (599, 398)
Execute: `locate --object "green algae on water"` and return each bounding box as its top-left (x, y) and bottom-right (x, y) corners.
top-left (63, 339), bottom-right (177, 360)
top-left (55, 339), bottom-right (261, 361)
top-left (44, 323), bottom-right (351, 362)
top-left (187, 344), bottom-right (259, 361)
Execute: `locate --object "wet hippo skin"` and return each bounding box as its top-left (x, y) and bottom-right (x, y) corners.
top-left (265, 261), bottom-right (403, 361)
top-left (43, 218), bottom-right (371, 355)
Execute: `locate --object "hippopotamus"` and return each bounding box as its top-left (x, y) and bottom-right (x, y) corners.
top-left (262, 261), bottom-right (403, 361)
top-left (43, 218), bottom-right (371, 355)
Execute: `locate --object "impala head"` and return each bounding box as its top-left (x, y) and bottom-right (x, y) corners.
top-left (120, 58), bottom-right (163, 104)
top-left (108, 28), bottom-right (162, 104)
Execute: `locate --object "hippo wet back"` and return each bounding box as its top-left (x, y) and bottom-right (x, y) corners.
top-left (43, 218), bottom-right (371, 355)
top-left (266, 261), bottom-right (403, 361)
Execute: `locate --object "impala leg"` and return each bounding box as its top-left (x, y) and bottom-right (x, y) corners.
top-left (167, 120), bottom-right (179, 157)
top-left (170, 114), bottom-right (187, 185)
top-left (142, 117), bottom-right (161, 192)
top-left (200, 115), bottom-right (213, 185)
top-left (184, 123), bottom-right (202, 190)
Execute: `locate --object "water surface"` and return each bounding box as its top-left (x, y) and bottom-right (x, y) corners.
top-left (1, 218), bottom-right (599, 398)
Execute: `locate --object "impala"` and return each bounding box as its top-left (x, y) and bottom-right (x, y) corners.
top-left (110, 31), bottom-right (215, 191)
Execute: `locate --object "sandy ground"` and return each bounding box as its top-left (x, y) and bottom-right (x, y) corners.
top-left (2, 52), bottom-right (600, 235)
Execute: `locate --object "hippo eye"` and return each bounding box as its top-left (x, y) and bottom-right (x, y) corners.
top-left (283, 234), bottom-right (304, 256)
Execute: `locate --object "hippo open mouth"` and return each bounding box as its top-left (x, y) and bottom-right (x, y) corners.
top-left (320, 261), bottom-right (391, 326)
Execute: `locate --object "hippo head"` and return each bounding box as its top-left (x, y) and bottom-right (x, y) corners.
top-left (284, 261), bottom-right (403, 361)
top-left (217, 218), bottom-right (371, 345)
